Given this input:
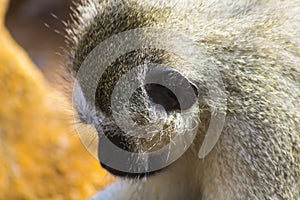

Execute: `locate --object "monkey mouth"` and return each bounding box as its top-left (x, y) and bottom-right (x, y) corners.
top-left (96, 113), bottom-right (198, 179)
top-left (96, 122), bottom-right (173, 178)
top-left (100, 162), bottom-right (165, 178)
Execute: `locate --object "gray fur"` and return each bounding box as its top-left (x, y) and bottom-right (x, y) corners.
top-left (66, 0), bottom-right (300, 199)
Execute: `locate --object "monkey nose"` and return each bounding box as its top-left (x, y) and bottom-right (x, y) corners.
top-left (145, 67), bottom-right (199, 112)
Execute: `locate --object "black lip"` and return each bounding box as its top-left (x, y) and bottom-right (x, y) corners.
top-left (100, 162), bottom-right (164, 178)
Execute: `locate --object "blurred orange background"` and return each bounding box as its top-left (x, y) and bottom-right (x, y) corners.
top-left (0, 0), bottom-right (114, 199)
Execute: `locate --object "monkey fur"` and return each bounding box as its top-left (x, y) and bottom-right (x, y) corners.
top-left (65, 0), bottom-right (300, 199)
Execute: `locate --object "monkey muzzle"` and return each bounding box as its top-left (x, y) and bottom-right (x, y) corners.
top-left (74, 65), bottom-right (200, 178)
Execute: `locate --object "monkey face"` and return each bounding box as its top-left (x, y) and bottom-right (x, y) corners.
top-left (72, 49), bottom-right (200, 178)
top-left (66, 0), bottom-right (206, 178)
top-left (68, 0), bottom-right (219, 179)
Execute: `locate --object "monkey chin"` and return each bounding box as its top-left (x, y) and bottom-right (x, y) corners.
top-left (100, 162), bottom-right (166, 178)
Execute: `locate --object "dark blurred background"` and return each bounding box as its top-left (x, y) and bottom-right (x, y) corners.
top-left (5, 0), bottom-right (73, 83)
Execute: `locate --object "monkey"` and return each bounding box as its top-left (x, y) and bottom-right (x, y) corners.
top-left (64, 0), bottom-right (300, 199)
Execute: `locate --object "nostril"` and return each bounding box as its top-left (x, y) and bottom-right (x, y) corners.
top-left (145, 67), bottom-right (199, 111)
top-left (145, 83), bottom-right (180, 112)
